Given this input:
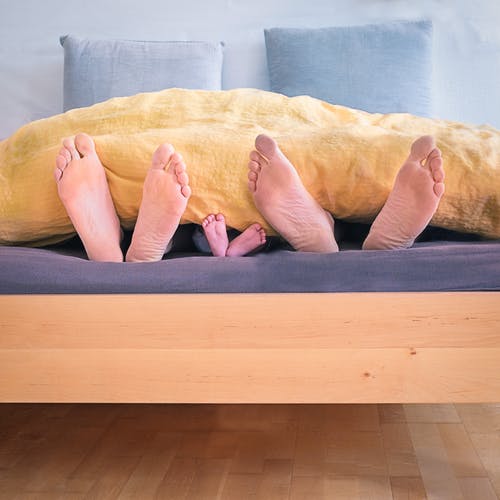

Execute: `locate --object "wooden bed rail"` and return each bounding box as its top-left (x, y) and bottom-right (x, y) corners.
top-left (1, 292), bottom-right (499, 403)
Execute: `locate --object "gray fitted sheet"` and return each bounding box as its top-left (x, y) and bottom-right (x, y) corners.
top-left (1, 232), bottom-right (499, 294)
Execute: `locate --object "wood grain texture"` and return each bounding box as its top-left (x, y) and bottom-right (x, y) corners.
top-left (1, 292), bottom-right (499, 403)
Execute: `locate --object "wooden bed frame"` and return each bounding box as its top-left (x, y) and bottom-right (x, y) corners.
top-left (1, 291), bottom-right (499, 403)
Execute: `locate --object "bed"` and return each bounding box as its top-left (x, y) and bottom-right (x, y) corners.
top-left (1, 22), bottom-right (499, 404)
top-left (1, 225), bottom-right (500, 403)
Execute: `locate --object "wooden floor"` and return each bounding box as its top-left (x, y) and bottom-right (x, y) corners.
top-left (0, 404), bottom-right (499, 499)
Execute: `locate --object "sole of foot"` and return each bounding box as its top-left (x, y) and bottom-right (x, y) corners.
top-left (248, 134), bottom-right (338, 253)
top-left (54, 133), bottom-right (123, 262)
top-left (202, 213), bottom-right (229, 257)
top-left (362, 135), bottom-right (445, 250)
top-left (125, 143), bottom-right (191, 262)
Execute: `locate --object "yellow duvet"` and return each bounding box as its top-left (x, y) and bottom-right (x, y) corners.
top-left (0, 88), bottom-right (499, 246)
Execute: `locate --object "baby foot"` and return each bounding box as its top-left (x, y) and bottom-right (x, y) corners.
top-left (54, 133), bottom-right (123, 262)
top-left (202, 213), bottom-right (229, 257)
top-left (226, 223), bottom-right (266, 257)
top-left (248, 134), bottom-right (338, 253)
top-left (362, 135), bottom-right (445, 250)
top-left (126, 143), bottom-right (191, 262)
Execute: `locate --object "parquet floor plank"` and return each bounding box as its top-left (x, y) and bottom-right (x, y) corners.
top-left (0, 403), bottom-right (498, 499)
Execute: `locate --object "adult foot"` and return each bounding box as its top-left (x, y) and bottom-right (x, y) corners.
top-left (54, 133), bottom-right (123, 262)
top-left (362, 135), bottom-right (445, 250)
top-left (126, 144), bottom-right (191, 262)
top-left (248, 134), bottom-right (338, 253)
top-left (226, 223), bottom-right (266, 257)
top-left (202, 213), bottom-right (229, 257)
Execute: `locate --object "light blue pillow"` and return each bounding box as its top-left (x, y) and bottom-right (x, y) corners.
top-left (60, 35), bottom-right (224, 111)
top-left (264, 21), bottom-right (433, 116)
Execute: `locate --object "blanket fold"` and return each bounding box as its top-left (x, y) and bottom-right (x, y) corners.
top-left (0, 88), bottom-right (499, 246)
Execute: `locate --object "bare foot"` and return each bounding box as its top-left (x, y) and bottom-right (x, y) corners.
top-left (226, 223), bottom-right (266, 256)
top-left (54, 133), bottom-right (123, 262)
top-left (125, 143), bottom-right (191, 262)
top-left (202, 213), bottom-right (229, 257)
top-left (248, 134), bottom-right (338, 253)
top-left (362, 135), bottom-right (445, 250)
top-left (226, 223), bottom-right (266, 257)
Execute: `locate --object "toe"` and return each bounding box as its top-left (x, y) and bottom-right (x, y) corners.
top-left (249, 151), bottom-right (262, 163)
top-left (59, 147), bottom-right (71, 163)
top-left (248, 180), bottom-right (256, 193)
top-left (75, 133), bottom-right (96, 156)
top-left (433, 181), bottom-right (445, 198)
top-left (177, 172), bottom-right (189, 186)
top-left (152, 143), bottom-right (175, 169)
top-left (54, 156), bottom-right (66, 182)
top-left (248, 171), bottom-right (258, 182)
top-left (171, 155), bottom-right (188, 185)
top-left (410, 135), bottom-right (436, 162)
top-left (248, 160), bottom-right (261, 173)
top-left (53, 167), bottom-right (63, 182)
top-left (255, 134), bottom-right (278, 160)
top-left (203, 214), bottom-right (214, 226)
top-left (181, 185), bottom-right (191, 198)
top-left (174, 158), bottom-right (186, 175)
top-left (216, 213), bottom-right (225, 222)
top-left (171, 152), bottom-right (184, 167)
top-left (63, 137), bottom-right (80, 161)
top-left (428, 149), bottom-right (445, 182)
top-left (55, 153), bottom-right (68, 172)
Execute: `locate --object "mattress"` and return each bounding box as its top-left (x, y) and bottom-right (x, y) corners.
top-left (1, 224), bottom-right (499, 294)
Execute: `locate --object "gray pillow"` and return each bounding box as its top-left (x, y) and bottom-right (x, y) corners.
top-left (60, 35), bottom-right (224, 111)
top-left (264, 21), bottom-right (433, 116)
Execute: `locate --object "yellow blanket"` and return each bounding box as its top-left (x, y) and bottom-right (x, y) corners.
top-left (1, 88), bottom-right (499, 246)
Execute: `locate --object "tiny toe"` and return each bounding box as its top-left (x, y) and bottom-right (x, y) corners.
top-left (248, 180), bottom-right (256, 192)
top-left (248, 171), bottom-right (258, 182)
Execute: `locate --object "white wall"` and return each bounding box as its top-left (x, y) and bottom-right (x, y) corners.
top-left (0, 0), bottom-right (499, 140)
